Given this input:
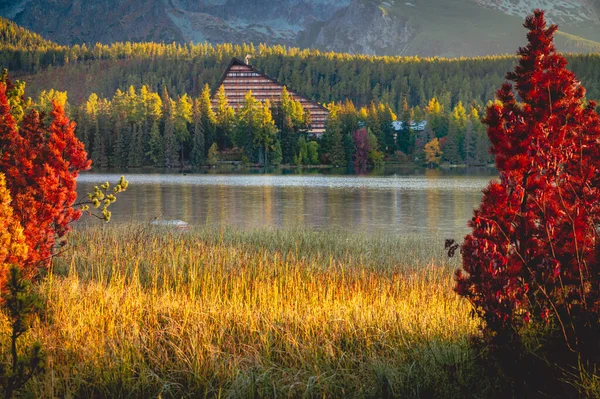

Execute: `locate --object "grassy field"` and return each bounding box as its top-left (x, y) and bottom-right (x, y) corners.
top-left (0, 225), bottom-right (497, 398)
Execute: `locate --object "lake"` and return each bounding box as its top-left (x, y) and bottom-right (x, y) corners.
top-left (76, 168), bottom-right (497, 239)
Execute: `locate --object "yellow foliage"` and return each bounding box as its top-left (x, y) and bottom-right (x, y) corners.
top-left (426, 97), bottom-right (443, 115)
top-left (424, 138), bottom-right (443, 166)
top-left (0, 173), bottom-right (28, 288)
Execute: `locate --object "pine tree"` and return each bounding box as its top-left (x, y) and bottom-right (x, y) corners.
top-left (174, 94), bottom-right (193, 167)
top-left (322, 103), bottom-right (346, 166)
top-left (190, 121), bottom-right (206, 167)
top-left (455, 11), bottom-right (600, 364)
top-left (91, 118), bottom-right (108, 167)
top-left (397, 98), bottom-right (413, 154)
top-left (111, 113), bottom-right (127, 168)
top-left (127, 123), bottom-right (143, 167)
top-left (451, 101), bottom-right (468, 160)
top-left (279, 114), bottom-right (296, 164)
top-left (190, 99), bottom-right (205, 167)
top-left (163, 106), bottom-right (178, 168)
top-left (214, 85), bottom-right (235, 149)
top-left (463, 119), bottom-right (476, 166)
top-left (271, 141), bottom-right (283, 166)
top-left (379, 103), bottom-right (397, 154)
top-left (146, 120), bottom-right (163, 166)
top-left (329, 128), bottom-right (346, 167)
top-left (443, 121), bottom-right (462, 165)
top-left (254, 100), bottom-right (278, 166)
top-left (199, 84), bottom-right (216, 154)
top-left (236, 91), bottom-right (260, 162)
top-left (425, 97), bottom-right (447, 138)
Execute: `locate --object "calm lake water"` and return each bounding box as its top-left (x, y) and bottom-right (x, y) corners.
top-left (76, 168), bottom-right (497, 239)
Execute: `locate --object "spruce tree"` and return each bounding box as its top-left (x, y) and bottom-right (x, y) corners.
top-left (147, 120), bottom-right (163, 166)
top-left (91, 118), bottom-right (108, 167)
top-left (190, 121), bottom-right (206, 167)
top-left (199, 84), bottom-right (216, 153)
top-left (214, 85), bottom-right (234, 149)
top-left (163, 110), bottom-right (178, 168)
top-left (397, 98), bottom-right (413, 155)
top-left (443, 121), bottom-right (462, 165)
top-left (111, 114), bottom-right (127, 168)
top-left (379, 103), bottom-right (397, 154)
top-left (279, 114), bottom-right (296, 164)
top-left (127, 123), bottom-right (143, 167)
top-left (174, 94), bottom-right (193, 167)
top-left (463, 119), bottom-right (476, 166)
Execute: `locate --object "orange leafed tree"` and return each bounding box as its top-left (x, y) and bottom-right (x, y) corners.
top-left (0, 173), bottom-right (28, 290)
top-left (0, 73), bottom-right (91, 283)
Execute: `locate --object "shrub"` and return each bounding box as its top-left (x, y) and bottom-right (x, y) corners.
top-left (207, 142), bottom-right (219, 166)
top-left (454, 9), bottom-right (600, 364)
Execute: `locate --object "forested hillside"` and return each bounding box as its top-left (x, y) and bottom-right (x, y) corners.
top-left (0, 17), bottom-right (62, 51)
top-left (2, 18), bottom-right (600, 171)
top-left (6, 38), bottom-right (600, 112)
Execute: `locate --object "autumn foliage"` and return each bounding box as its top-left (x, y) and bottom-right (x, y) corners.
top-left (0, 173), bottom-right (28, 287)
top-left (0, 73), bottom-right (91, 285)
top-left (352, 127), bottom-right (370, 171)
top-left (455, 10), bottom-right (600, 355)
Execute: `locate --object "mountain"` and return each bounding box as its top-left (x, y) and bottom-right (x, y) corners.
top-left (1, 0), bottom-right (600, 57)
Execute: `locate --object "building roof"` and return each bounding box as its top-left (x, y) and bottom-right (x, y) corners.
top-left (213, 57), bottom-right (328, 112)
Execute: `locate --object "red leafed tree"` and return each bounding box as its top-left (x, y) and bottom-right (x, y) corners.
top-left (353, 127), bottom-right (371, 172)
top-left (455, 9), bottom-right (600, 353)
top-left (0, 75), bottom-right (91, 281)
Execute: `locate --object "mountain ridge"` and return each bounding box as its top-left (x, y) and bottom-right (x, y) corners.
top-left (1, 0), bottom-right (599, 57)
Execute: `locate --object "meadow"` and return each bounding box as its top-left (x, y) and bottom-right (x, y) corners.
top-left (0, 225), bottom-right (495, 398)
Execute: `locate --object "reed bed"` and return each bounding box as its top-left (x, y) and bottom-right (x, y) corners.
top-left (1, 225), bottom-right (492, 398)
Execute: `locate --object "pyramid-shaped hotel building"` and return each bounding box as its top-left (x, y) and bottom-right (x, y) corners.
top-left (212, 58), bottom-right (329, 135)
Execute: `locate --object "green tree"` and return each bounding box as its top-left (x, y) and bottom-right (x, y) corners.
top-left (235, 91), bottom-right (261, 162)
top-left (174, 93), bottom-right (193, 166)
top-left (425, 97), bottom-right (447, 138)
top-left (146, 120), bottom-right (163, 166)
top-left (199, 84), bottom-right (216, 155)
top-left (443, 121), bottom-right (462, 165)
top-left (111, 112), bottom-right (128, 168)
top-left (397, 98), bottom-right (414, 155)
top-left (271, 141), bottom-right (283, 166)
top-left (190, 99), bottom-right (205, 167)
top-left (322, 103), bottom-right (346, 166)
top-left (127, 123), bottom-right (144, 167)
top-left (307, 141), bottom-right (319, 165)
top-left (254, 100), bottom-right (278, 166)
top-left (214, 85), bottom-right (235, 149)
top-left (207, 142), bottom-right (219, 166)
top-left (163, 101), bottom-right (178, 168)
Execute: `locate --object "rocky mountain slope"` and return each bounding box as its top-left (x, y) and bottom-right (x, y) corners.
top-left (1, 0), bottom-right (599, 57)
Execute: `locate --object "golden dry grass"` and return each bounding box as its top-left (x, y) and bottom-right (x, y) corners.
top-left (1, 225), bottom-right (490, 398)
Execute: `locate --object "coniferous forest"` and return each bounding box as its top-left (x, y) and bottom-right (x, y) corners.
top-left (2, 16), bottom-right (600, 169)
